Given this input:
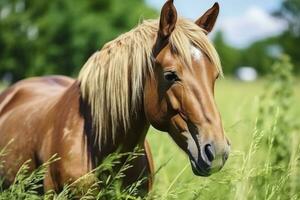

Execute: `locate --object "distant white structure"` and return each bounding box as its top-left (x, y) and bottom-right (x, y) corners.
top-left (236, 66), bottom-right (258, 82)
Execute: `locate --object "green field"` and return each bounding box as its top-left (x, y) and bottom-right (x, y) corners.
top-left (147, 77), bottom-right (300, 199)
top-left (0, 75), bottom-right (299, 199)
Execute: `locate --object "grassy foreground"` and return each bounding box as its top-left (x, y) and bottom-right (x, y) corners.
top-left (0, 57), bottom-right (299, 199)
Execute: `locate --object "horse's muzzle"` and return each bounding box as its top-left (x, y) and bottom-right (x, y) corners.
top-left (189, 156), bottom-right (211, 176)
top-left (187, 135), bottom-right (230, 176)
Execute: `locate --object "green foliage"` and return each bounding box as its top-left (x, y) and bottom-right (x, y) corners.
top-left (277, 32), bottom-right (300, 73)
top-left (213, 31), bottom-right (241, 74)
top-left (275, 0), bottom-right (300, 35)
top-left (7, 159), bottom-right (59, 199)
top-left (213, 33), bottom-right (283, 75)
top-left (240, 55), bottom-right (299, 200)
top-left (0, 152), bottom-right (59, 200)
top-left (273, 0), bottom-right (300, 69)
top-left (0, 0), bottom-right (157, 81)
top-left (213, 31), bottom-right (273, 75)
top-left (258, 55), bottom-right (295, 164)
top-left (49, 148), bottom-right (149, 199)
top-left (0, 147), bottom-right (149, 199)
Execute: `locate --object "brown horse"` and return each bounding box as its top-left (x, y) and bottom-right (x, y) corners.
top-left (0, 0), bottom-right (230, 194)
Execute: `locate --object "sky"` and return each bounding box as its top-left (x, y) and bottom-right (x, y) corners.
top-left (145, 0), bottom-right (288, 48)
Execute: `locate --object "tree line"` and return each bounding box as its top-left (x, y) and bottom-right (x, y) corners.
top-left (214, 0), bottom-right (300, 75)
top-left (0, 0), bottom-right (156, 81)
top-left (0, 0), bottom-right (299, 82)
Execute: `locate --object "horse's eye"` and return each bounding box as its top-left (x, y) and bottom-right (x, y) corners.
top-left (164, 71), bottom-right (179, 82)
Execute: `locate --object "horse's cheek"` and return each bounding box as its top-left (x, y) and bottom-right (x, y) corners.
top-left (145, 99), bottom-right (169, 131)
top-left (144, 89), bottom-right (168, 131)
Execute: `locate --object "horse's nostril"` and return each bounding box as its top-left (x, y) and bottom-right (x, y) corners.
top-left (223, 151), bottom-right (229, 162)
top-left (204, 144), bottom-right (215, 162)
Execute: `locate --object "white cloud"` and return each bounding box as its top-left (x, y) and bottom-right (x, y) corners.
top-left (217, 6), bottom-right (288, 48)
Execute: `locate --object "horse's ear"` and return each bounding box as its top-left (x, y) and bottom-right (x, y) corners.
top-left (159, 0), bottom-right (177, 38)
top-left (195, 2), bottom-right (219, 34)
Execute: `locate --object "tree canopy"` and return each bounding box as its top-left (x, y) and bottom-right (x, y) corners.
top-left (0, 0), bottom-right (157, 81)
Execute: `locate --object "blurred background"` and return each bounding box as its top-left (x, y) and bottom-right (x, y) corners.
top-left (0, 0), bottom-right (299, 82)
top-left (0, 0), bottom-right (300, 199)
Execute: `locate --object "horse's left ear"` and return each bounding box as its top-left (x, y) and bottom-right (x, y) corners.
top-left (159, 0), bottom-right (177, 38)
top-left (195, 2), bottom-right (219, 34)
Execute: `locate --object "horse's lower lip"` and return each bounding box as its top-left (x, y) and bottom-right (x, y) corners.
top-left (189, 158), bottom-right (211, 177)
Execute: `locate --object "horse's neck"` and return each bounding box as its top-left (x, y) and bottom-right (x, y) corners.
top-left (67, 81), bottom-right (149, 164)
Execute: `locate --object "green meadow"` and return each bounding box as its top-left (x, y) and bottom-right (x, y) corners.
top-left (147, 58), bottom-right (300, 199)
top-left (147, 77), bottom-right (300, 199)
top-left (0, 58), bottom-right (299, 199)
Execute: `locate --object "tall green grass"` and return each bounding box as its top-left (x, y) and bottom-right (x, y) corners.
top-left (0, 56), bottom-right (299, 199)
top-left (148, 55), bottom-right (300, 200)
top-left (0, 148), bottom-right (149, 199)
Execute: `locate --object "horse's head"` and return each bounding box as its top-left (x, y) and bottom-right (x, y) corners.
top-left (144, 0), bottom-right (230, 176)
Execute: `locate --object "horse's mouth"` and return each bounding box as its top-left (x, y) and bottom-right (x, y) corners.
top-left (189, 156), bottom-right (211, 177)
top-left (185, 126), bottom-right (212, 177)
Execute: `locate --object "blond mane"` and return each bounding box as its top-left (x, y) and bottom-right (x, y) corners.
top-left (78, 18), bottom-right (222, 148)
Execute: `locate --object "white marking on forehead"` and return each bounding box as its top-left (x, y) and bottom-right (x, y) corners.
top-left (190, 45), bottom-right (202, 61)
